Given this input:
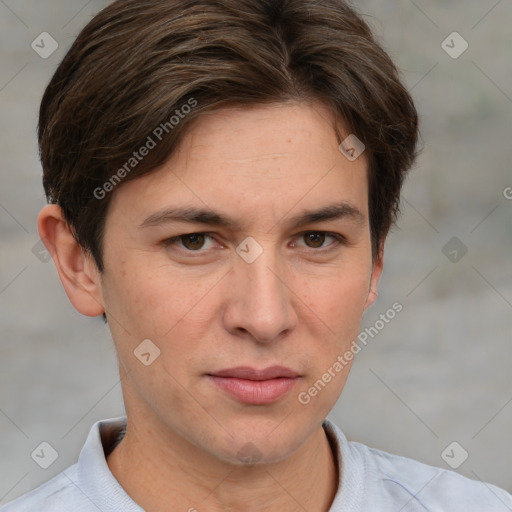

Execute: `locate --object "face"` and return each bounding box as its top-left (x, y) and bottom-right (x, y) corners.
top-left (97, 101), bottom-right (382, 465)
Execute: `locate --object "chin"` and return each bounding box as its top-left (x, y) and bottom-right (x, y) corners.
top-left (205, 424), bottom-right (305, 467)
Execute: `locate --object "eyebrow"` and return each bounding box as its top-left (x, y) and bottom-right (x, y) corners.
top-left (139, 202), bottom-right (365, 231)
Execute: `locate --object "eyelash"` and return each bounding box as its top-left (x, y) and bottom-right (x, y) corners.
top-left (163, 231), bottom-right (347, 254)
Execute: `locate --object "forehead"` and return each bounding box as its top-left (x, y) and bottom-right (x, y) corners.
top-left (180, 101), bottom-right (346, 168)
top-left (107, 101), bottom-right (369, 229)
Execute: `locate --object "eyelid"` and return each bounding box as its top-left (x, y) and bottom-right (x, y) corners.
top-left (164, 231), bottom-right (346, 253)
top-left (163, 232), bottom-right (218, 250)
top-left (292, 231), bottom-right (347, 249)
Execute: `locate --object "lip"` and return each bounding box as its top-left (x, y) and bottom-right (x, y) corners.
top-left (209, 366), bottom-right (301, 380)
top-left (207, 366), bottom-right (301, 405)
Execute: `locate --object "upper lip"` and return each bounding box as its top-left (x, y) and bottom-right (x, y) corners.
top-left (208, 366), bottom-right (300, 380)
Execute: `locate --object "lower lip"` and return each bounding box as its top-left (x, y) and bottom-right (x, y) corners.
top-left (207, 376), bottom-right (300, 405)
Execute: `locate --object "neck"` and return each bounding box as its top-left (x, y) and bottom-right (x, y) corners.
top-left (106, 418), bottom-right (339, 512)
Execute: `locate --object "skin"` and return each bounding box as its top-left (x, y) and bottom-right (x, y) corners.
top-left (39, 101), bottom-right (383, 512)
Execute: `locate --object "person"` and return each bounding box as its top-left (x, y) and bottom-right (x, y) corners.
top-left (2, 0), bottom-right (511, 510)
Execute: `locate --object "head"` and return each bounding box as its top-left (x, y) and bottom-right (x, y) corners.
top-left (38, 0), bottom-right (418, 465)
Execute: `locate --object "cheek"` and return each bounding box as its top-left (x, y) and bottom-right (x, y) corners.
top-left (296, 271), bottom-right (368, 413)
top-left (107, 266), bottom-right (164, 328)
top-left (105, 257), bottom-right (203, 327)
top-left (309, 266), bottom-right (371, 331)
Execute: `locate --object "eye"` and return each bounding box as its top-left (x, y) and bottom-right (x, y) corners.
top-left (294, 231), bottom-right (345, 250)
top-left (164, 232), bottom-right (216, 252)
top-left (163, 231), bottom-right (346, 254)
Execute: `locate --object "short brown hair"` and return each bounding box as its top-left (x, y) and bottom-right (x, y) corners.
top-left (39, 0), bottom-right (419, 272)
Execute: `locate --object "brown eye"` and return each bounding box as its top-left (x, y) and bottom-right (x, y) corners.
top-left (303, 232), bottom-right (326, 248)
top-left (163, 232), bottom-right (218, 253)
top-left (180, 233), bottom-right (206, 250)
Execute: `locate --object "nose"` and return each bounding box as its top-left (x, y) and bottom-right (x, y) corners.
top-left (222, 243), bottom-right (297, 344)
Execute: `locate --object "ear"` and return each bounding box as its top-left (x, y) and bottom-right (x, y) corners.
top-left (363, 243), bottom-right (384, 311)
top-left (37, 204), bottom-right (105, 317)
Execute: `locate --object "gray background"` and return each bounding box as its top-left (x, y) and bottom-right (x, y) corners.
top-left (1, 0), bottom-right (511, 505)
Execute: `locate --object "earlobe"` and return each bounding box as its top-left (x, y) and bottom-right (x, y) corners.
top-left (37, 204), bottom-right (105, 317)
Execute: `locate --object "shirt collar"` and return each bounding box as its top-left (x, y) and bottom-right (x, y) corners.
top-left (71, 416), bottom-right (143, 512)
top-left (71, 416), bottom-right (361, 512)
top-left (323, 418), bottom-right (365, 511)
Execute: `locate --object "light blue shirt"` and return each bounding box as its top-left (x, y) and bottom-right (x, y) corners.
top-left (1, 416), bottom-right (511, 511)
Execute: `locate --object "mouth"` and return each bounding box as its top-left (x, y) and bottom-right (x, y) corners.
top-left (206, 366), bottom-right (301, 405)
